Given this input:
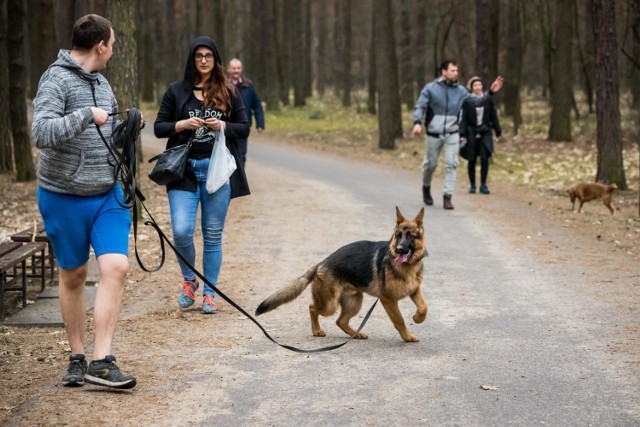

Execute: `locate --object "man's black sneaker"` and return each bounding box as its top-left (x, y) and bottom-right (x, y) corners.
top-left (85, 355), bottom-right (137, 389)
top-left (62, 354), bottom-right (87, 387)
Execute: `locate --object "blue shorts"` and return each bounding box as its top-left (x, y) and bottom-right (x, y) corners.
top-left (37, 186), bottom-right (131, 269)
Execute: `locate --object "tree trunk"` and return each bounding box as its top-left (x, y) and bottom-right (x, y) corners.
top-left (488, 0), bottom-right (499, 78)
top-left (592, 0), bottom-right (626, 188)
top-left (54, 0), bottom-right (75, 50)
top-left (503, 0), bottom-right (524, 134)
top-left (575, 0), bottom-right (594, 114)
top-left (452, 0), bottom-right (474, 83)
top-left (627, 0), bottom-right (640, 109)
top-left (535, 0), bottom-right (553, 99)
top-left (475, 0), bottom-right (499, 83)
top-left (316, 2), bottom-right (327, 98)
top-left (106, 0), bottom-right (139, 112)
top-left (548, 0), bottom-right (573, 141)
top-left (106, 0), bottom-right (140, 178)
top-left (367, 1), bottom-right (376, 115)
top-left (210, 2), bottom-right (226, 61)
top-left (27, 0), bottom-right (56, 99)
top-left (245, 0), bottom-right (261, 82)
top-left (434, 12), bottom-right (454, 77)
top-left (174, 0), bottom-right (190, 79)
top-left (0, 0), bottom-right (13, 173)
top-left (138, 0), bottom-right (155, 103)
top-left (303, 0), bottom-right (312, 99)
top-left (7, 0), bottom-right (36, 181)
top-left (413, 0), bottom-right (427, 98)
top-left (340, 0), bottom-right (352, 107)
top-left (277, 0), bottom-right (293, 106)
top-left (375, 0), bottom-right (402, 149)
top-left (258, 0), bottom-right (280, 111)
top-left (162, 0), bottom-right (180, 85)
top-left (398, 0), bottom-right (413, 111)
top-left (291, 1), bottom-right (306, 107)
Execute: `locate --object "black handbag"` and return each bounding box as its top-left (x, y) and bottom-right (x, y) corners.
top-left (148, 141), bottom-right (191, 185)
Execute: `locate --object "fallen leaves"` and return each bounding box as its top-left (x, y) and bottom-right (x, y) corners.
top-left (480, 385), bottom-right (498, 391)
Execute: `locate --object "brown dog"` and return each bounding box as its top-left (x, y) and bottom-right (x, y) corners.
top-left (256, 207), bottom-right (428, 342)
top-left (568, 182), bottom-right (617, 214)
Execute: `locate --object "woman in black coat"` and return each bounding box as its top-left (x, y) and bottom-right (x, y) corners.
top-left (154, 36), bottom-right (249, 314)
top-left (459, 76), bottom-right (502, 194)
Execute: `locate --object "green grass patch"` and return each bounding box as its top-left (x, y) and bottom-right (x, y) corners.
top-left (265, 94), bottom-right (379, 146)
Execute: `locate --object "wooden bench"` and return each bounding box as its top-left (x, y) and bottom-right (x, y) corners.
top-left (10, 222), bottom-right (56, 283)
top-left (0, 241), bottom-right (48, 319)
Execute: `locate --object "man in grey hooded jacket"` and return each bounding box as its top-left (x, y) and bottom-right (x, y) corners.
top-left (412, 60), bottom-right (503, 210)
top-left (32, 14), bottom-right (138, 389)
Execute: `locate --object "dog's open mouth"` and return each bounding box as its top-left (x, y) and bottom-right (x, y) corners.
top-left (394, 250), bottom-right (412, 265)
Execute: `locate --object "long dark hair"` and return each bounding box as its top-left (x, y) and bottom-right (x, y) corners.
top-left (195, 54), bottom-right (234, 113)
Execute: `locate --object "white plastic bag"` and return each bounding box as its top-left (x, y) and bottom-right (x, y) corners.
top-left (206, 129), bottom-right (237, 194)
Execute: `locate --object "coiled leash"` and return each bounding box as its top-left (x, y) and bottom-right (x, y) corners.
top-left (96, 108), bottom-right (379, 353)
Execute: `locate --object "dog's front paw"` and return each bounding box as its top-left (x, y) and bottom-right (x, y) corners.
top-left (354, 332), bottom-right (368, 339)
top-left (402, 333), bottom-right (420, 343)
top-left (413, 312), bottom-right (427, 324)
top-left (312, 329), bottom-right (326, 337)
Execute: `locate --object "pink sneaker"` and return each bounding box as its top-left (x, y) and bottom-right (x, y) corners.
top-left (178, 279), bottom-right (199, 308)
top-left (202, 295), bottom-right (220, 314)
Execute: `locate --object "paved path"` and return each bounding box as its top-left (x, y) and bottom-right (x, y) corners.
top-left (7, 133), bottom-right (639, 426)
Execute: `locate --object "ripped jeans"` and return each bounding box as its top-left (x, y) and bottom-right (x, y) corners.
top-left (168, 157), bottom-right (231, 297)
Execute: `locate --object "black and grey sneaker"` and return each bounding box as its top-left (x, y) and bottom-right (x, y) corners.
top-left (84, 355), bottom-right (137, 389)
top-left (62, 354), bottom-right (87, 387)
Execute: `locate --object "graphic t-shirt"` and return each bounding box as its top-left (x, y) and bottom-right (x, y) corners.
top-left (185, 93), bottom-right (226, 159)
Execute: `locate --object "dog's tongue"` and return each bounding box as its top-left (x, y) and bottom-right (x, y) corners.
top-left (394, 252), bottom-right (411, 265)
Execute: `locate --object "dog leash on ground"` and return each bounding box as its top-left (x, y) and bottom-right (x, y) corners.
top-left (95, 109), bottom-right (379, 353)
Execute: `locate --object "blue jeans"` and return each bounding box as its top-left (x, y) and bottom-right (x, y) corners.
top-left (168, 157), bottom-right (231, 297)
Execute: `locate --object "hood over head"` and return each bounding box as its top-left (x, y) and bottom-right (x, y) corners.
top-left (183, 36), bottom-right (222, 85)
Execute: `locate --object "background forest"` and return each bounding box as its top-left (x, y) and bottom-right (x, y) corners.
top-left (0, 0), bottom-right (639, 195)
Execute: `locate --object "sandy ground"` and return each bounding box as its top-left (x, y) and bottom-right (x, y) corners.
top-left (1, 132), bottom-right (639, 426)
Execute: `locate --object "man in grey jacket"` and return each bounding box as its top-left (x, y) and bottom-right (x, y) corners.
top-left (412, 60), bottom-right (503, 210)
top-left (32, 14), bottom-right (138, 389)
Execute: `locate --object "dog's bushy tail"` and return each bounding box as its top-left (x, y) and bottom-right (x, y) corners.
top-left (255, 266), bottom-right (317, 316)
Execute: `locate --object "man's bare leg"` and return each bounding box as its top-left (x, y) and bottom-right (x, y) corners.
top-left (58, 263), bottom-right (89, 355)
top-left (93, 253), bottom-right (128, 359)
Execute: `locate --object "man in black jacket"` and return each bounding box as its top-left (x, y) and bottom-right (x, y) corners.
top-left (227, 58), bottom-right (265, 166)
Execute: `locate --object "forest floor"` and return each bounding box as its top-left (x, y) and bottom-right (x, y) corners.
top-left (1, 103), bottom-right (639, 424)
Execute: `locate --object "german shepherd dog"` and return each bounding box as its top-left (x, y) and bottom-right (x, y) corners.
top-left (256, 207), bottom-right (428, 342)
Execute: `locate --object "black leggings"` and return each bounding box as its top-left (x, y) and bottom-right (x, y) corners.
top-left (467, 139), bottom-right (491, 187)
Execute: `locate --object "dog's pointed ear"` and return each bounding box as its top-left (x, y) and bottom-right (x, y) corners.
top-left (396, 206), bottom-right (406, 224)
top-left (414, 207), bottom-right (425, 225)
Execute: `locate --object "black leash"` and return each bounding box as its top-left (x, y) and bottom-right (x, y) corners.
top-left (95, 107), bottom-right (379, 353)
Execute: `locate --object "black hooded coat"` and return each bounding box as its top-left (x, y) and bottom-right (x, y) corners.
top-left (154, 36), bottom-right (250, 198)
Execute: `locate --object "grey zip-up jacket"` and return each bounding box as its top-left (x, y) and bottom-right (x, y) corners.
top-left (412, 77), bottom-right (489, 136)
top-left (32, 49), bottom-right (120, 196)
